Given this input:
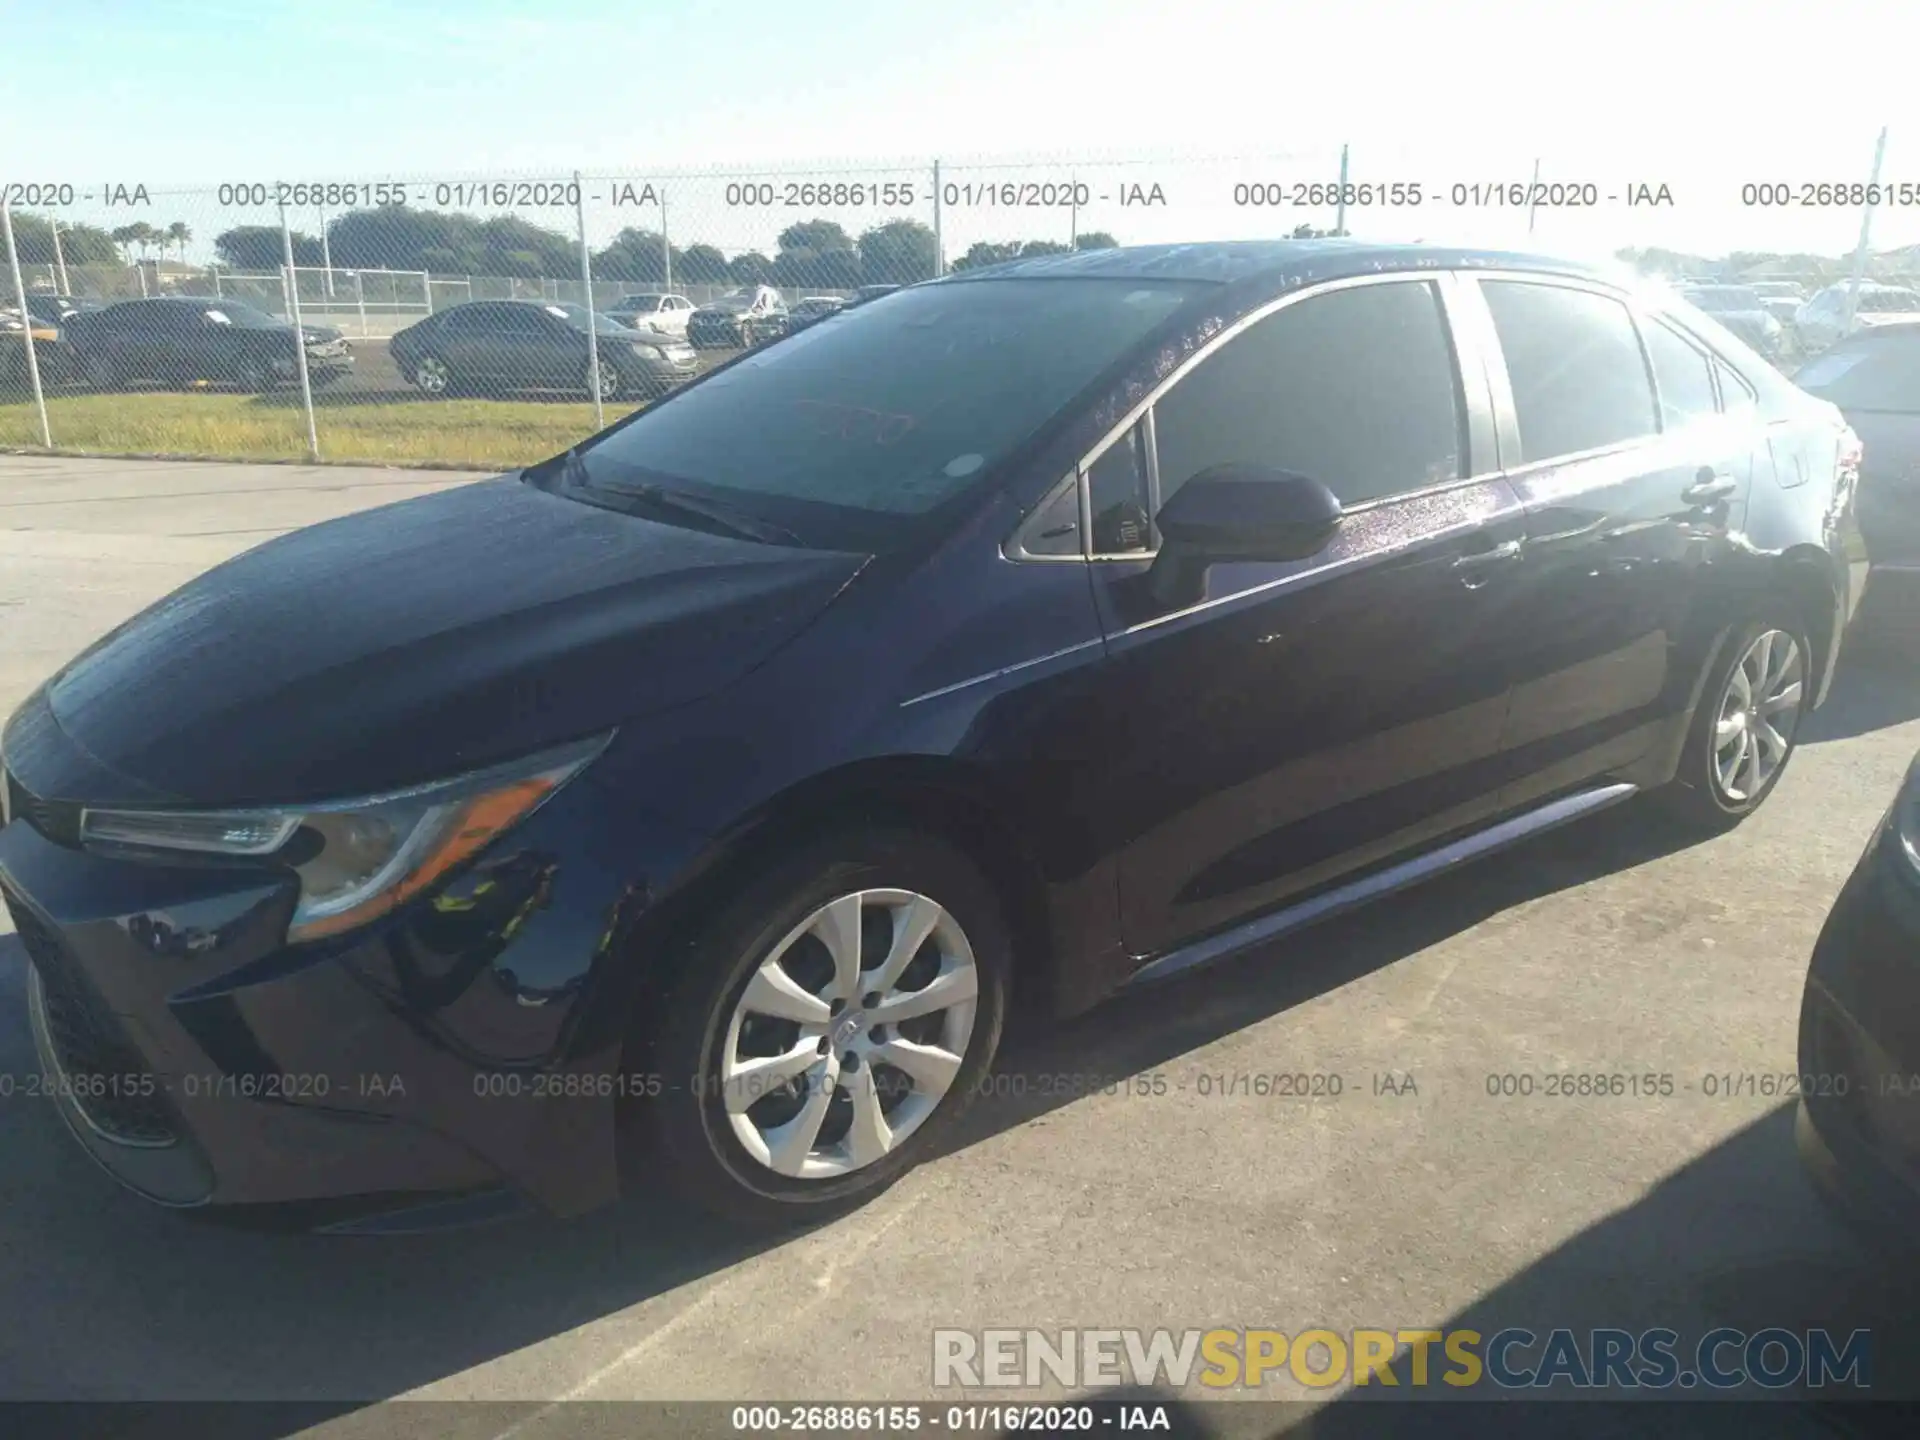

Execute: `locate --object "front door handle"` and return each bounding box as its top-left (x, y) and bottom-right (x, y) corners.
top-left (1682, 469), bottom-right (1738, 505)
top-left (1452, 538), bottom-right (1522, 587)
top-left (1452, 538), bottom-right (1523, 571)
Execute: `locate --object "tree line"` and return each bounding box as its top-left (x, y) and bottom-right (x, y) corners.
top-left (1, 214), bottom-right (198, 266)
top-left (204, 207), bottom-right (1122, 285)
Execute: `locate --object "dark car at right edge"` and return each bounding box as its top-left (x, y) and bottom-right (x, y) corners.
top-left (0, 241), bottom-right (1869, 1232)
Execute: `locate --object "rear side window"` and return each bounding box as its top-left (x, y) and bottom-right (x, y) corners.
top-left (1482, 281), bottom-right (1657, 461)
top-left (1794, 339), bottom-right (1920, 412)
top-left (1641, 321), bottom-right (1719, 428)
top-left (1150, 279), bottom-right (1465, 510)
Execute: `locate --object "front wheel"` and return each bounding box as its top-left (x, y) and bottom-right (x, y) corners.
top-left (587, 356), bottom-right (623, 401)
top-left (1655, 614), bottom-right (1811, 830)
top-left (634, 828), bottom-right (1010, 1228)
top-left (410, 352), bottom-right (452, 396)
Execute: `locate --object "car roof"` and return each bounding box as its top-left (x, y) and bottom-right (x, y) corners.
top-left (934, 239), bottom-right (1622, 287)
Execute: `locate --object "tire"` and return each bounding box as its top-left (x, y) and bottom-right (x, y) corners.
top-left (635, 827), bottom-right (1010, 1228)
top-left (1654, 611), bottom-right (1813, 831)
top-left (410, 352), bottom-right (452, 397)
top-left (80, 348), bottom-right (120, 391)
top-left (588, 356), bottom-right (623, 402)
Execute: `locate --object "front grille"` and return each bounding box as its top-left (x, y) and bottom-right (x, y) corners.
top-left (4, 769), bottom-right (82, 847)
top-left (7, 893), bottom-right (178, 1146)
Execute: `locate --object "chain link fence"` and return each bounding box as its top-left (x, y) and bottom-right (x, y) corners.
top-left (4, 145), bottom-right (1916, 471)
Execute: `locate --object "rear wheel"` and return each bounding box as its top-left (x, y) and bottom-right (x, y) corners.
top-left (634, 828), bottom-right (1009, 1228)
top-left (1656, 613), bottom-right (1811, 830)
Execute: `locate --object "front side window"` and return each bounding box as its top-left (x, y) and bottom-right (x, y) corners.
top-left (1482, 281), bottom-right (1657, 462)
top-left (1088, 423), bottom-right (1152, 555)
top-left (1642, 319), bottom-right (1719, 428)
top-left (555, 276), bottom-right (1203, 549)
top-left (1150, 279), bottom-right (1465, 511)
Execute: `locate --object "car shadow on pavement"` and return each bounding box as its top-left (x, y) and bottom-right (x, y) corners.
top-left (1268, 1104), bottom-right (1918, 1438)
top-left (0, 799), bottom-right (1711, 1418)
top-left (1802, 619), bottom-right (1920, 747)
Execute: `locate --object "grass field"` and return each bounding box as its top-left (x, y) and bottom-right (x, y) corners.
top-left (0, 392), bottom-right (645, 469)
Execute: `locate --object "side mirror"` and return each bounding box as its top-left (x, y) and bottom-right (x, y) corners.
top-left (1142, 465), bottom-right (1343, 610)
top-left (1156, 465), bottom-right (1344, 562)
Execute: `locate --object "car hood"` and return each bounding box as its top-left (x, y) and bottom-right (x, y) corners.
top-left (298, 323), bottom-right (344, 343)
top-left (36, 476), bottom-right (867, 806)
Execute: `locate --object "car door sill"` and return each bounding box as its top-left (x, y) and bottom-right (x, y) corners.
top-left (1123, 781), bottom-right (1640, 989)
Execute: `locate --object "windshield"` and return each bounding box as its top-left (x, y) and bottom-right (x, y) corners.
top-left (621, 295), bottom-right (664, 309)
top-left (546, 303), bottom-right (631, 331)
top-left (705, 290), bottom-right (759, 311)
top-left (554, 277), bottom-right (1204, 549)
top-left (200, 299), bottom-right (284, 328)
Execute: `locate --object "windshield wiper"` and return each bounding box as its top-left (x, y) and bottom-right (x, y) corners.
top-left (529, 448), bottom-right (801, 546)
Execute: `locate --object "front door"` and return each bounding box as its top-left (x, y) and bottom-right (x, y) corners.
top-left (1071, 275), bottom-right (1534, 965)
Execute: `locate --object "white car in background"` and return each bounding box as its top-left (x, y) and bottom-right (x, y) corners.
top-left (1794, 281), bottom-right (1920, 353)
top-left (606, 292), bottom-right (695, 337)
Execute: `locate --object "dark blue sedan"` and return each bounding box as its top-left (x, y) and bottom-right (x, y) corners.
top-left (0, 240), bottom-right (1868, 1230)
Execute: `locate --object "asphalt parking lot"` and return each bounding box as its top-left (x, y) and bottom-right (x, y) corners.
top-left (2, 456), bottom-right (1919, 1430)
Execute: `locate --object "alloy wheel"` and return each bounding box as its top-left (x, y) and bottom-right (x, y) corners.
top-left (719, 888), bottom-right (979, 1180)
top-left (592, 358), bottom-right (623, 400)
top-left (1712, 628), bottom-right (1804, 803)
top-left (414, 355), bottom-right (450, 394)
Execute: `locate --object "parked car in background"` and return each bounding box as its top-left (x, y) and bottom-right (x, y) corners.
top-left (1679, 284), bottom-right (1786, 360)
top-left (686, 286), bottom-right (788, 348)
top-left (1796, 282), bottom-right (1920, 354)
top-left (605, 293), bottom-right (695, 338)
top-left (390, 300), bottom-right (699, 401)
top-left (1794, 324), bottom-right (1920, 583)
top-left (783, 296), bottom-right (848, 332)
top-left (23, 294), bottom-right (107, 327)
top-left (0, 240), bottom-right (1866, 1231)
top-left (1795, 746), bottom-right (1920, 1254)
top-left (1749, 281), bottom-right (1808, 325)
top-left (60, 297), bottom-right (352, 392)
top-left (848, 283), bottom-right (901, 307)
top-left (0, 307), bottom-right (64, 388)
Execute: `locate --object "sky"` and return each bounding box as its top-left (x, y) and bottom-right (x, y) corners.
top-left (5, 0), bottom-right (1915, 269)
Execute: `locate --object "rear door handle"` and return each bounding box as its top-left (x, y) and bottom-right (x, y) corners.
top-left (1682, 470), bottom-right (1738, 505)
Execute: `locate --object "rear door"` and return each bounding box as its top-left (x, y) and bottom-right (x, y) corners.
top-left (1465, 276), bottom-right (1734, 809)
top-left (1062, 273), bottom-right (1532, 965)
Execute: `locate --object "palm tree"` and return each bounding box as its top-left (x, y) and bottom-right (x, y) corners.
top-left (165, 221), bottom-right (191, 266)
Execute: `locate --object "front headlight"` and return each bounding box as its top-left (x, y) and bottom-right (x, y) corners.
top-left (79, 733), bottom-right (610, 942)
top-left (629, 341), bottom-right (663, 359)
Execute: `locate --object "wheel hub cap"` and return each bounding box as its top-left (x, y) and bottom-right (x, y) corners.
top-left (1712, 629), bottom-right (1803, 803)
top-left (719, 888), bottom-right (978, 1181)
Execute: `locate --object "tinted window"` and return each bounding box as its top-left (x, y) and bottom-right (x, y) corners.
top-left (1642, 320), bottom-right (1719, 427)
top-left (560, 277), bottom-right (1202, 546)
top-left (1150, 280), bottom-right (1464, 510)
top-left (1795, 337), bottom-right (1920, 412)
top-left (1088, 423), bottom-right (1152, 554)
top-left (1020, 475), bottom-right (1083, 556)
top-left (1715, 360), bottom-right (1757, 416)
top-left (1482, 281), bottom-right (1656, 460)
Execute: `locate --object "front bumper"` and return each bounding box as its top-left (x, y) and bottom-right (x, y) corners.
top-left (0, 727), bottom-right (706, 1223)
top-left (1795, 803), bottom-right (1920, 1246)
